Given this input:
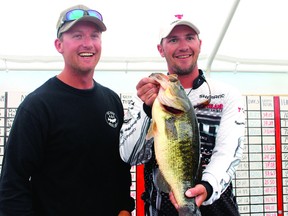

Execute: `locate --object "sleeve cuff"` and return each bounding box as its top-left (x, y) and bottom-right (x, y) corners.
top-left (143, 103), bottom-right (152, 118)
top-left (200, 181), bottom-right (213, 201)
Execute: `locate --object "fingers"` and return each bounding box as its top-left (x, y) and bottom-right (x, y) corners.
top-left (185, 184), bottom-right (207, 207)
top-left (169, 192), bottom-right (179, 210)
top-left (195, 194), bottom-right (206, 207)
top-left (136, 77), bottom-right (159, 106)
top-left (170, 184), bottom-right (207, 210)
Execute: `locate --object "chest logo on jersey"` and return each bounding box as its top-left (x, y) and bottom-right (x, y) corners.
top-left (105, 111), bottom-right (118, 128)
top-left (206, 103), bottom-right (224, 112)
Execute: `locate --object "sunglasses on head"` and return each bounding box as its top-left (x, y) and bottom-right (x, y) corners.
top-left (57, 9), bottom-right (103, 36)
top-left (63, 9), bottom-right (103, 22)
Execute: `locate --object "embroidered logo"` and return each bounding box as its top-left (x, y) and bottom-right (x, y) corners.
top-left (174, 14), bottom-right (183, 19)
top-left (105, 111), bottom-right (118, 128)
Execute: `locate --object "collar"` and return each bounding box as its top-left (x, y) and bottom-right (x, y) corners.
top-left (192, 69), bottom-right (206, 89)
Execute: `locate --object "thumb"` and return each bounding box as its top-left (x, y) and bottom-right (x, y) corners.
top-left (185, 188), bottom-right (196, 198)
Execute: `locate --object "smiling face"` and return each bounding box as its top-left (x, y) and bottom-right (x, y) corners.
top-left (157, 25), bottom-right (202, 76)
top-left (55, 21), bottom-right (102, 75)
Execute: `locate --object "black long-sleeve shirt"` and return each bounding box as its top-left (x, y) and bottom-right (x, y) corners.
top-left (0, 76), bottom-right (135, 215)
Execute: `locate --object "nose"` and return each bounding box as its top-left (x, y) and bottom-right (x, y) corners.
top-left (82, 36), bottom-right (93, 47)
top-left (178, 41), bottom-right (189, 51)
top-left (177, 38), bottom-right (189, 51)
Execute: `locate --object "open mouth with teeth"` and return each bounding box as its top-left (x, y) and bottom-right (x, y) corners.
top-left (79, 53), bottom-right (94, 57)
top-left (176, 54), bottom-right (192, 59)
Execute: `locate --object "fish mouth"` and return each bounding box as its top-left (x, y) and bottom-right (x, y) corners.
top-left (163, 105), bottom-right (183, 114)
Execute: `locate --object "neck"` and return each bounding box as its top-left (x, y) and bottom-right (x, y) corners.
top-left (57, 70), bottom-right (94, 90)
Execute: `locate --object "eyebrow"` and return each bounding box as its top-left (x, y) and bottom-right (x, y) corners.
top-left (167, 33), bottom-right (197, 39)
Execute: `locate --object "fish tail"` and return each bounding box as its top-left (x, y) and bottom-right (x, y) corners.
top-left (178, 203), bottom-right (201, 216)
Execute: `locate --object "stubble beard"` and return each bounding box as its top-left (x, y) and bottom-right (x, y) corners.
top-left (172, 62), bottom-right (197, 76)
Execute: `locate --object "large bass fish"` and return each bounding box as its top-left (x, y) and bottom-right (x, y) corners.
top-left (147, 73), bottom-right (202, 216)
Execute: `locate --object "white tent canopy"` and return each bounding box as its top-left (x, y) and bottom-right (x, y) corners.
top-left (1, 0), bottom-right (288, 73)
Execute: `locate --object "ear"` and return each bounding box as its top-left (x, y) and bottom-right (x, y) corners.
top-left (198, 38), bottom-right (202, 52)
top-left (54, 38), bottom-right (64, 54)
top-left (157, 44), bottom-right (165, 57)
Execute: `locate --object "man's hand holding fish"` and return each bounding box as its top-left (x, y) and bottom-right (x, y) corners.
top-left (170, 184), bottom-right (208, 208)
top-left (136, 77), bottom-right (160, 107)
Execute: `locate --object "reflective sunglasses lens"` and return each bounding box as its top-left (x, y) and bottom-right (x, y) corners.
top-left (66, 9), bottom-right (85, 21)
top-left (87, 10), bottom-right (103, 20)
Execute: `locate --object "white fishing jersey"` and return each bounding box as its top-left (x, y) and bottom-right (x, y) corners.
top-left (120, 74), bottom-right (245, 205)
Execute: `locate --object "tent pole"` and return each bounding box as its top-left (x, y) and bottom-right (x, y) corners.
top-left (205, 0), bottom-right (241, 77)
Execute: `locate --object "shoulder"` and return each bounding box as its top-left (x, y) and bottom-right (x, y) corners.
top-left (207, 78), bottom-right (238, 90)
top-left (205, 79), bottom-right (244, 112)
top-left (94, 82), bottom-right (123, 111)
top-left (95, 82), bottom-right (119, 98)
top-left (18, 77), bottom-right (65, 113)
top-left (207, 78), bottom-right (242, 97)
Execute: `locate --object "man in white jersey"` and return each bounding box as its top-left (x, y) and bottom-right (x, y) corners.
top-left (120, 14), bottom-right (245, 216)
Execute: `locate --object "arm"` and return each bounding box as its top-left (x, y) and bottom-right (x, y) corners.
top-left (0, 104), bottom-right (43, 215)
top-left (119, 103), bottom-right (154, 165)
top-left (119, 77), bottom-right (159, 165)
top-left (200, 86), bottom-right (245, 205)
top-left (179, 85), bottom-right (245, 206)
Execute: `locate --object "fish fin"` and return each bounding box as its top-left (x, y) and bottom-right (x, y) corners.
top-left (146, 120), bottom-right (156, 140)
top-left (153, 168), bottom-right (171, 193)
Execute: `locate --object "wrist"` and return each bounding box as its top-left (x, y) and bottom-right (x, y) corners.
top-left (143, 103), bottom-right (152, 118)
top-left (200, 180), bottom-right (213, 201)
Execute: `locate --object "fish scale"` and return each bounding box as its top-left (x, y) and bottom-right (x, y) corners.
top-left (147, 73), bottom-right (202, 216)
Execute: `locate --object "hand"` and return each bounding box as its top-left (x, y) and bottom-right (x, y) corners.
top-left (169, 184), bottom-right (208, 209)
top-left (136, 77), bottom-right (160, 106)
top-left (185, 184), bottom-right (207, 206)
top-left (118, 210), bottom-right (131, 216)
